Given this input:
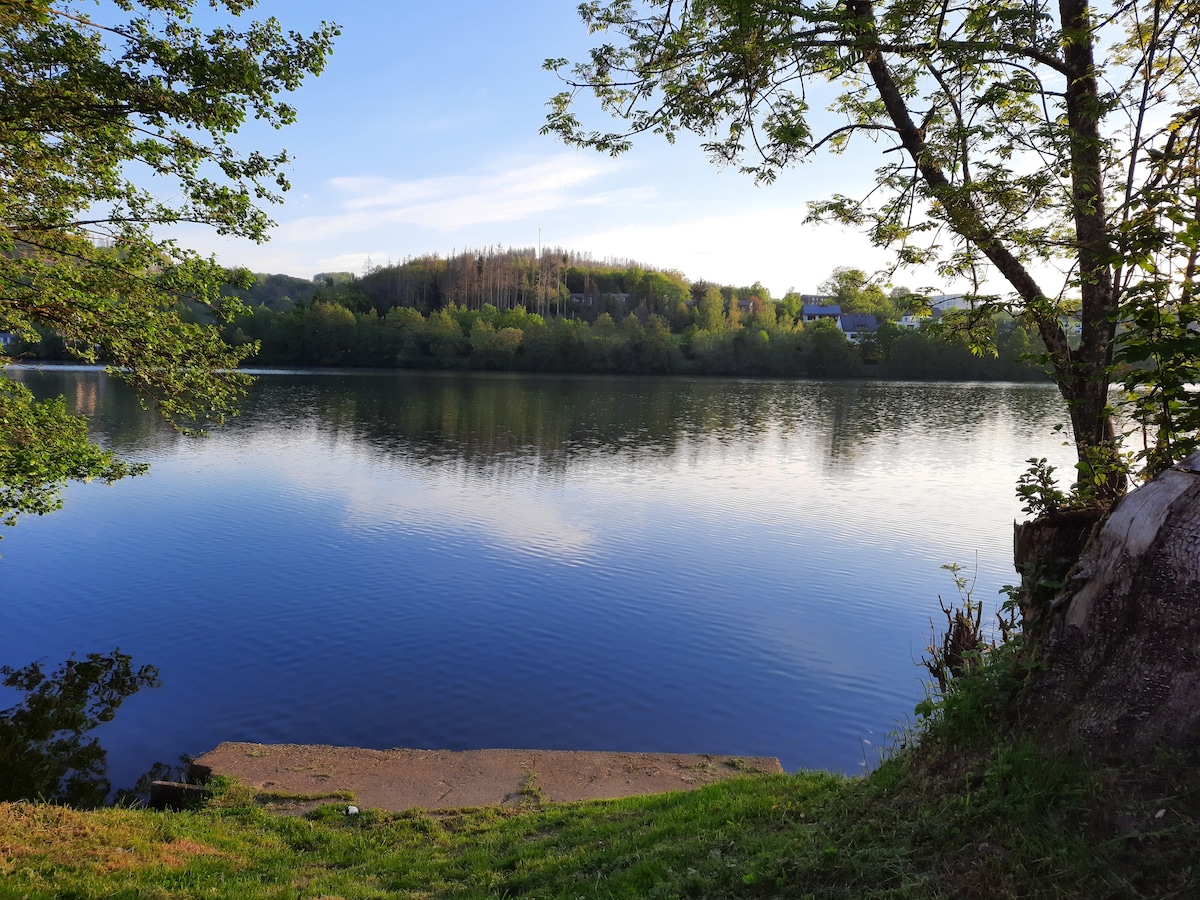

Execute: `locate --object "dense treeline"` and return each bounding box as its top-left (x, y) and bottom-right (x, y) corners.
top-left (9, 248), bottom-right (1049, 381)
top-left (220, 300), bottom-right (1043, 380)
top-left (206, 249), bottom-right (1042, 379)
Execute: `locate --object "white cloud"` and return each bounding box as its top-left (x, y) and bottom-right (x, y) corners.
top-left (161, 153), bottom-right (649, 277)
top-left (201, 427), bottom-right (601, 560)
top-left (279, 154), bottom-right (624, 242)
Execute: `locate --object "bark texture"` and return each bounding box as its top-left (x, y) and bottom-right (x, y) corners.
top-left (1024, 451), bottom-right (1200, 757)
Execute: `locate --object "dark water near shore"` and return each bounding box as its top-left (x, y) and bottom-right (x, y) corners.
top-left (1, 367), bottom-right (1073, 788)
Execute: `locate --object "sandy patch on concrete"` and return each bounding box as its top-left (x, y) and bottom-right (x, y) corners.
top-left (191, 743), bottom-right (782, 812)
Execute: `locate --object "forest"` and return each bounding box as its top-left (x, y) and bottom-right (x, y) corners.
top-left (11, 246), bottom-right (1049, 381)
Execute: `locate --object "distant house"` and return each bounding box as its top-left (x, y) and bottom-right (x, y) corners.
top-left (0, 332), bottom-right (15, 348)
top-left (839, 314), bottom-right (879, 344)
top-left (929, 294), bottom-right (971, 314)
top-left (892, 294), bottom-right (969, 328)
top-left (801, 303), bottom-right (842, 323)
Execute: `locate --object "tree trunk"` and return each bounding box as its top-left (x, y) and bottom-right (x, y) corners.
top-left (1021, 451), bottom-right (1200, 757)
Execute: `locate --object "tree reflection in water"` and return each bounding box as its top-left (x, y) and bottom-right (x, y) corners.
top-left (0, 650), bottom-right (159, 807)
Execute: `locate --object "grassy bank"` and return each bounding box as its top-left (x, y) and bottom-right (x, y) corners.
top-left (0, 734), bottom-right (1194, 899)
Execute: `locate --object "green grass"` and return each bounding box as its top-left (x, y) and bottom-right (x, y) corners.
top-left (0, 736), bottom-right (1195, 899)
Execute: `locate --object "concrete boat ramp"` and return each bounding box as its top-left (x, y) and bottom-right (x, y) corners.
top-left (187, 742), bottom-right (783, 813)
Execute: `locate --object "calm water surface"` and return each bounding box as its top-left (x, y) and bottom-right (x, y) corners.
top-left (2, 368), bottom-right (1073, 787)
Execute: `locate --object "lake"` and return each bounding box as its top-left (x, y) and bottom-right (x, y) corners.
top-left (1, 367), bottom-right (1074, 790)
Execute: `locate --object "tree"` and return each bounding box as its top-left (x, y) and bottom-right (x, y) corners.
top-left (633, 269), bottom-right (690, 316)
top-left (299, 301), bottom-right (357, 366)
top-left (697, 284), bottom-right (726, 332)
top-left (748, 292), bottom-right (777, 329)
top-left (805, 315), bottom-right (861, 377)
top-left (544, 0), bottom-right (1200, 501)
top-left (820, 267), bottom-right (897, 320)
top-left (778, 290), bottom-right (805, 326)
top-left (1, 1), bottom-right (337, 527)
top-left (725, 289), bottom-right (742, 329)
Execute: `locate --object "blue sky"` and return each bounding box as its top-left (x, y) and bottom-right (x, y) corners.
top-left (178, 1), bottom-right (904, 297)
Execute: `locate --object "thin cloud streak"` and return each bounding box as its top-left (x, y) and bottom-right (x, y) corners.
top-left (333, 157), bottom-right (607, 210)
top-left (282, 155), bottom-right (627, 241)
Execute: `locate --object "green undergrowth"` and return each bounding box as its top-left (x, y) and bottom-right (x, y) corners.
top-left (0, 732), bottom-right (1195, 899)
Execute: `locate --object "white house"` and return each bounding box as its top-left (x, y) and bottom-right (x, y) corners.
top-left (839, 314), bottom-right (879, 344)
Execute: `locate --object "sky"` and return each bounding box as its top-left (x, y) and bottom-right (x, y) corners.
top-left (172, 1), bottom-right (919, 298)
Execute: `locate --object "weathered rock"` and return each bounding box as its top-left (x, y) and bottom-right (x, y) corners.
top-left (1023, 450), bottom-right (1200, 757)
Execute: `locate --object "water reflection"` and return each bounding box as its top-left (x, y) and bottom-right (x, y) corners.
top-left (0, 650), bottom-right (159, 807)
top-left (6, 368), bottom-right (1068, 479)
top-left (254, 374), bottom-right (1068, 480)
top-left (5, 365), bottom-right (183, 457)
top-left (0, 367), bottom-right (1074, 781)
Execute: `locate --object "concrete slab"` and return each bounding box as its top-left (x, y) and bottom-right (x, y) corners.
top-left (191, 742), bottom-right (783, 812)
